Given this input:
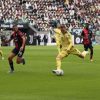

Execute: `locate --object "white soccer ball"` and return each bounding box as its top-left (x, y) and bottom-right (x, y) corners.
top-left (56, 70), bottom-right (64, 76)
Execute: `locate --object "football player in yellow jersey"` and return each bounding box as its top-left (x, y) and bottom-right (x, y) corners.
top-left (53, 24), bottom-right (88, 75)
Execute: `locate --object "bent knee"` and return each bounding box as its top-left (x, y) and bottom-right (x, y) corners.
top-left (56, 55), bottom-right (62, 60)
top-left (8, 56), bottom-right (12, 61)
top-left (16, 60), bottom-right (20, 64)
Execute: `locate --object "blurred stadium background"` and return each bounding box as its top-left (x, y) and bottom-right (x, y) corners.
top-left (0, 0), bottom-right (100, 100)
top-left (0, 0), bottom-right (100, 46)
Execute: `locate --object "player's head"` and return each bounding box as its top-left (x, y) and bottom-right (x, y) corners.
top-left (12, 24), bottom-right (18, 32)
top-left (83, 23), bottom-right (89, 29)
top-left (49, 20), bottom-right (60, 28)
top-left (60, 24), bottom-right (67, 34)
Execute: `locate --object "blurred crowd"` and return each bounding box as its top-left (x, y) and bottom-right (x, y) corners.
top-left (0, 0), bottom-right (100, 33)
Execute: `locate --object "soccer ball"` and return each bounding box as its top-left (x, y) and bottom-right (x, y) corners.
top-left (56, 70), bottom-right (64, 76)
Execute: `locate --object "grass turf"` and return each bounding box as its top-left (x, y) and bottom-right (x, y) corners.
top-left (0, 45), bottom-right (100, 100)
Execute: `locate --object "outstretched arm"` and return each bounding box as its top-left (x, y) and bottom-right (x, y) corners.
top-left (20, 36), bottom-right (26, 51)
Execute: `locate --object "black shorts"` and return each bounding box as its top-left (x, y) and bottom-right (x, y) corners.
top-left (12, 48), bottom-right (25, 57)
top-left (84, 44), bottom-right (93, 51)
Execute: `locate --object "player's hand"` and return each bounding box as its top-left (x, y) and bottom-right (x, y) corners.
top-left (20, 46), bottom-right (24, 51)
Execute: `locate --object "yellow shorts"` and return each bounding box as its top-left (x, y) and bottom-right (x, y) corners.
top-left (59, 46), bottom-right (81, 59)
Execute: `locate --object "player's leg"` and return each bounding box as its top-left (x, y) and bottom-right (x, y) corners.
top-left (8, 48), bottom-right (19, 72)
top-left (83, 44), bottom-right (89, 54)
top-left (70, 47), bottom-right (87, 58)
top-left (53, 50), bottom-right (68, 74)
top-left (89, 44), bottom-right (93, 61)
top-left (16, 49), bottom-right (25, 65)
top-left (8, 52), bottom-right (16, 73)
top-left (56, 50), bottom-right (68, 70)
top-left (84, 44), bottom-right (88, 51)
top-left (16, 57), bottom-right (25, 64)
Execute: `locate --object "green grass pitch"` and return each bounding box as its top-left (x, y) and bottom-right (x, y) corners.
top-left (0, 45), bottom-right (100, 100)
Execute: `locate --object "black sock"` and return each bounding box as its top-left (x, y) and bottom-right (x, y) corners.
top-left (22, 58), bottom-right (25, 65)
top-left (9, 61), bottom-right (14, 71)
top-left (90, 48), bottom-right (93, 59)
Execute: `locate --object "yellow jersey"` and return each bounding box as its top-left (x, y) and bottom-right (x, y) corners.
top-left (54, 28), bottom-right (73, 51)
top-left (54, 28), bottom-right (62, 53)
top-left (54, 28), bottom-right (62, 46)
top-left (61, 31), bottom-right (73, 50)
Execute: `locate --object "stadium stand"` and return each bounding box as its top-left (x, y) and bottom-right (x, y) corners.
top-left (0, 0), bottom-right (99, 33)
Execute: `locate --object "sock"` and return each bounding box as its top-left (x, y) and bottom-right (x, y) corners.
top-left (56, 58), bottom-right (61, 70)
top-left (22, 58), bottom-right (25, 65)
top-left (9, 61), bottom-right (14, 71)
top-left (90, 49), bottom-right (93, 60)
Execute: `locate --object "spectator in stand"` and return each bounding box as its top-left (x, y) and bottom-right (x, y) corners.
top-left (37, 35), bottom-right (41, 45)
top-left (0, 0), bottom-right (99, 32)
top-left (42, 34), bottom-right (48, 46)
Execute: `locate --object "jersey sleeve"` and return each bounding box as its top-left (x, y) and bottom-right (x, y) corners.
top-left (55, 33), bottom-right (61, 46)
top-left (54, 28), bottom-right (62, 53)
top-left (18, 31), bottom-right (24, 37)
top-left (54, 28), bottom-right (62, 44)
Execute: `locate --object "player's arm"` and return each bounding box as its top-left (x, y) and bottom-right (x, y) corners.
top-left (55, 34), bottom-right (62, 53)
top-left (22, 36), bottom-right (26, 48)
top-left (81, 30), bottom-right (88, 39)
top-left (20, 35), bottom-right (26, 51)
top-left (66, 33), bottom-right (73, 51)
top-left (53, 28), bottom-right (61, 46)
top-left (55, 34), bottom-right (61, 47)
top-left (81, 30), bottom-right (84, 38)
top-left (54, 29), bottom-right (62, 53)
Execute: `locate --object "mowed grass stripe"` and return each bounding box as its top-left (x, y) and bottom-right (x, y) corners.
top-left (0, 45), bottom-right (100, 100)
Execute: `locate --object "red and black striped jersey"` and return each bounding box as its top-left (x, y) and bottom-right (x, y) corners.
top-left (10, 30), bottom-right (26, 49)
